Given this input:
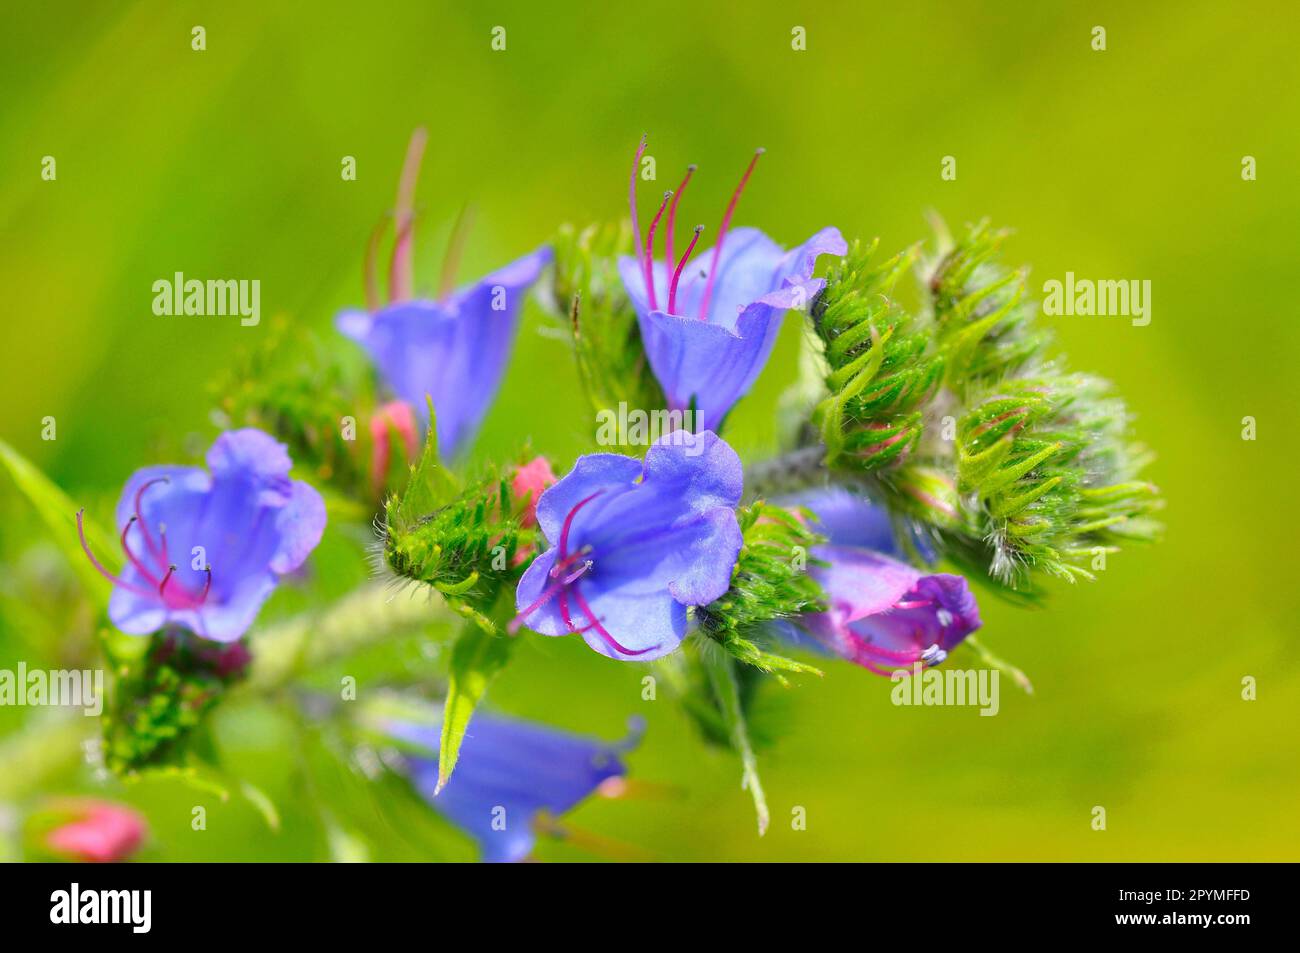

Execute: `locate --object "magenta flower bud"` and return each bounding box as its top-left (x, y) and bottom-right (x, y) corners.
top-left (45, 800), bottom-right (147, 863)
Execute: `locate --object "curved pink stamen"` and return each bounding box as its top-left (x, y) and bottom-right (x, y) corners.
top-left (389, 127), bottom-right (428, 303)
top-left (668, 225), bottom-right (704, 315)
top-left (643, 191), bottom-right (672, 311)
top-left (363, 215), bottom-right (390, 312)
top-left (510, 573), bottom-right (567, 634)
top-left (855, 636), bottom-right (926, 664)
top-left (698, 148), bottom-right (763, 321)
top-left (158, 565), bottom-right (177, 597)
top-left (559, 491), bottom-right (604, 560)
top-left (568, 584), bottom-right (656, 657)
top-left (133, 477), bottom-right (170, 564)
top-left (664, 164), bottom-right (696, 273)
top-left (628, 135), bottom-right (650, 307)
top-left (76, 510), bottom-right (153, 598)
top-left (120, 517), bottom-right (162, 586)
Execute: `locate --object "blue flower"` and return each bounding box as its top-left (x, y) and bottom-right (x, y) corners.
top-left (386, 712), bottom-right (642, 863)
top-left (77, 429), bottom-right (326, 643)
top-left (782, 487), bottom-right (981, 674)
top-left (617, 136), bottom-right (846, 432)
top-left (336, 128), bottom-right (551, 458)
top-left (513, 431), bottom-right (744, 661)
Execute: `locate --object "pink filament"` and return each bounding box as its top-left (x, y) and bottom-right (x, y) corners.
top-left (76, 510), bottom-right (153, 598)
top-left (389, 127), bottom-right (429, 303)
top-left (628, 135), bottom-right (653, 309)
top-left (668, 226), bottom-right (704, 315)
top-left (698, 148), bottom-right (764, 321)
top-left (120, 517), bottom-right (161, 586)
top-left (643, 192), bottom-right (672, 311)
top-left (664, 165), bottom-right (696, 274)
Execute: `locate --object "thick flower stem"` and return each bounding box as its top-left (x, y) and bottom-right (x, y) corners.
top-left (742, 446), bottom-right (828, 500)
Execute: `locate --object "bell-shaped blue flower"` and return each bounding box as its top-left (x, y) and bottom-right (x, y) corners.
top-left (386, 711), bottom-right (642, 863)
top-left (336, 128), bottom-right (550, 458)
top-left (513, 430), bottom-right (744, 661)
top-left (617, 137), bottom-right (846, 432)
top-left (77, 429), bottom-right (327, 643)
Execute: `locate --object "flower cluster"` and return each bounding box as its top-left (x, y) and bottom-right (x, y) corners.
top-left (12, 129), bottom-right (1159, 861)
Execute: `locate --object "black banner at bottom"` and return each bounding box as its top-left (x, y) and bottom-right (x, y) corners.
top-left (0, 861), bottom-right (1280, 939)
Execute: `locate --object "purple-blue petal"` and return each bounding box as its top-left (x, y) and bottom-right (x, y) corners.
top-left (337, 245), bottom-right (550, 458)
top-left (779, 485), bottom-right (900, 555)
top-left (388, 712), bottom-right (639, 863)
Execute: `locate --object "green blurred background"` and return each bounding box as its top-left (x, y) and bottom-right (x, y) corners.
top-left (2, 0), bottom-right (1298, 861)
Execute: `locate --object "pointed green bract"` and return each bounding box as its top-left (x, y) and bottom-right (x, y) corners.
top-left (391, 397), bottom-right (461, 530)
top-left (811, 239), bottom-right (942, 471)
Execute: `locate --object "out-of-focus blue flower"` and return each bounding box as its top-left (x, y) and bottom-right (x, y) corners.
top-left (338, 247), bottom-right (550, 459)
top-left (617, 136), bottom-right (846, 432)
top-left (387, 712), bottom-right (642, 863)
top-left (781, 487), bottom-right (981, 675)
top-left (336, 128), bottom-right (550, 458)
top-left (513, 431), bottom-right (743, 661)
top-left (77, 429), bottom-right (326, 643)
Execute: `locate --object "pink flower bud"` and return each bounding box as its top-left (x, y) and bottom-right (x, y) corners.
top-left (511, 456), bottom-right (557, 529)
top-left (45, 800), bottom-right (147, 863)
top-left (370, 400), bottom-right (420, 491)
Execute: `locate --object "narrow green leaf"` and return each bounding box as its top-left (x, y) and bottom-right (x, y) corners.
top-left (437, 622), bottom-right (514, 793)
top-left (704, 649), bottom-right (769, 836)
top-left (0, 437), bottom-right (115, 606)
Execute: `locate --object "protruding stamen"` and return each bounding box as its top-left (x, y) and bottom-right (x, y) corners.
top-left (548, 546), bottom-right (592, 578)
top-left (509, 573), bottom-right (568, 634)
top-left (558, 491), bottom-right (604, 560)
top-left (76, 509), bottom-right (152, 597)
top-left (438, 202), bottom-right (477, 301)
top-left (668, 225), bottom-right (704, 315)
top-left (133, 477), bottom-right (170, 564)
top-left (363, 215), bottom-right (390, 312)
top-left (389, 127), bottom-right (429, 303)
top-left (628, 135), bottom-right (652, 307)
top-left (199, 566), bottom-right (213, 604)
top-left (643, 191), bottom-right (672, 311)
top-left (597, 777), bottom-right (683, 800)
top-left (533, 810), bottom-right (651, 862)
top-left (569, 584), bottom-right (656, 657)
top-left (664, 165), bottom-right (696, 272)
top-left (158, 564), bottom-right (177, 597)
top-left (120, 516), bottom-right (161, 586)
top-left (559, 560), bottom-right (593, 586)
top-left (698, 148), bottom-right (764, 321)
